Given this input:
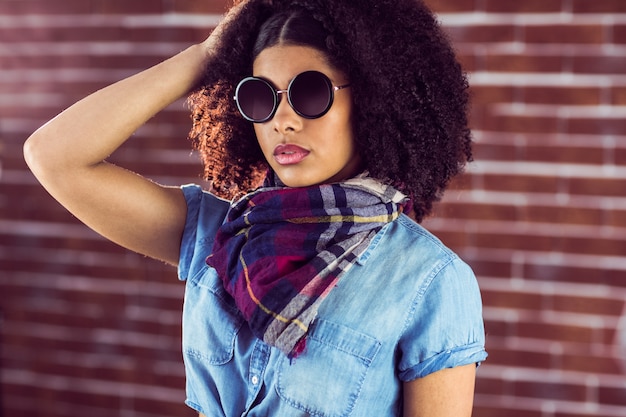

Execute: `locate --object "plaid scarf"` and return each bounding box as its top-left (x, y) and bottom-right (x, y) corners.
top-left (206, 173), bottom-right (408, 357)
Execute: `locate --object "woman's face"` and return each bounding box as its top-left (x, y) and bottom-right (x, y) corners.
top-left (252, 44), bottom-right (361, 187)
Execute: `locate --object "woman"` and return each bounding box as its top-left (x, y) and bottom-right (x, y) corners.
top-left (24, 0), bottom-right (487, 415)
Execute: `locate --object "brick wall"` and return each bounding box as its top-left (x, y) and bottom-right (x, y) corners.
top-left (1, 1), bottom-right (225, 416)
top-left (423, 0), bottom-right (626, 416)
top-left (0, 0), bottom-right (624, 416)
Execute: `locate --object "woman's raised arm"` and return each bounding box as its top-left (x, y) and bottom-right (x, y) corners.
top-left (24, 39), bottom-right (214, 266)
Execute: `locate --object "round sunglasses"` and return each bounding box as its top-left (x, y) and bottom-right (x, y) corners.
top-left (234, 70), bottom-right (351, 123)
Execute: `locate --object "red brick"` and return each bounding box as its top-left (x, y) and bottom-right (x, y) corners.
top-left (524, 24), bottom-right (606, 45)
top-left (473, 141), bottom-right (519, 161)
top-left (126, 26), bottom-right (208, 43)
top-left (486, 346), bottom-right (554, 369)
top-left (0, 26), bottom-right (123, 43)
top-left (471, 85), bottom-right (516, 104)
top-left (567, 117), bottom-right (626, 135)
top-left (454, 51), bottom-right (477, 72)
top-left (0, 229), bottom-right (127, 254)
top-left (5, 353), bottom-right (186, 390)
top-left (424, 229), bottom-right (471, 249)
top-left (523, 144), bottom-right (605, 164)
top-left (521, 86), bottom-right (603, 106)
top-left (484, 53), bottom-right (564, 73)
top-left (3, 53), bottom-right (166, 73)
top-left (468, 106), bottom-right (486, 130)
top-left (2, 286), bottom-right (123, 313)
top-left (91, 0), bottom-right (165, 14)
top-left (560, 235), bottom-right (626, 257)
top-left (4, 383), bottom-right (193, 417)
top-left (481, 173), bottom-right (562, 194)
top-left (169, 0), bottom-right (230, 13)
top-left (5, 307), bottom-right (179, 338)
top-left (0, 27), bottom-right (107, 43)
top-left (572, 0), bottom-right (626, 13)
top-left (514, 380), bottom-right (588, 401)
top-left (551, 295), bottom-right (624, 316)
top-left (3, 388), bottom-right (117, 417)
top-left (519, 204), bottom-right (604, 226)
top-left (0, 0), bottom-right (91, 15)
top-left (608, 208), bottom-right (626, 228)
top-left (463, 258), bottom-right (513, 279)
top-left (473, 231), bottom-right (559, 253)
top-left (483, 319), bottom-right (511, 340)
top-left (483, 112), bottom-right (561, 134)
top-left (98, 53), bottom-right (168, 71)
top-left (573, 55), bottom-right (626, 75)
top-left (614, 24), bottom-right (626, 44)
top-left (554, 410), bottom-right (622, 417)
top-left (567, 177), bottom-right (626, 197)
top-left (444, 172), bottom-right (472, 191)
top-left (446, 25), bottom-right (517, 44)
top-left (2, 327), bottom-right (182, 363)
top-left (613, 86), bottom-right (626, 105)
top-left (561, 353), bottom-right (623, 374)
top-left (614, 147), bottom-right (626, 166)
top-left (0, 102), bottom-right (71, 120)
top-left (434, 201), bottom-right (519, 221)
top-left (475, 375), bottom-right (509, 396)
top-left (484, 0), bottom-right (563, 12)
top-left (473, 230), bottom-right (626, 257)
top-left (524, 263), bottom-right (626, 287)
top-left (598, 385), bottom-right (626, 406)
top-left (424, 0), bottom-right (476, 13)
top-left (0, 79), bottom-right (110, 103)
top-left (482, 289), bottom-right (544, 310)
top-left (516, 320), bottom-right (597, 344)
top-left (133, 397), bottom-right (196, 417)
top-left (474, 405), bottom-right (543, 417)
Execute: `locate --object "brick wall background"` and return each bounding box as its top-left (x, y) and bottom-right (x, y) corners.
top-left (1, 0), bottom-right (624, 416)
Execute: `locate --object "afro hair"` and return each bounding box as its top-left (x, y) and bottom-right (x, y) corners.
top-left (187, 0), bottom-right (472, 222)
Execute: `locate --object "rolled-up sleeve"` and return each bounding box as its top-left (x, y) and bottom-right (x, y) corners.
top-left (398, 257), bottom-right (487, 381)
top-left (178, 184), bottom-right (230, 281)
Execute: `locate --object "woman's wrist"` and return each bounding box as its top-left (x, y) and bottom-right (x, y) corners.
top-left (186, 42), bottom-right (212, 85)
top-left (162, 42), bottom-right (211, 98)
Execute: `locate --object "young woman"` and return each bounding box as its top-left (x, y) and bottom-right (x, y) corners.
top-left (24, 0), bottom-right (487, 415)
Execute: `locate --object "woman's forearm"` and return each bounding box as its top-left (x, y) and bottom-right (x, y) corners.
top-left (22, 42), bottom-right (213, 264)
top-left (24, 42), bottom-right (209, 179)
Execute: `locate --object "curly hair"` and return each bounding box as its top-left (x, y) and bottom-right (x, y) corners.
top-left (187, 0), bottom-right (472, 222)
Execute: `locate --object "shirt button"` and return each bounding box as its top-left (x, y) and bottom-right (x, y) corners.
top-left (251, 375), bottom-right (259, 385)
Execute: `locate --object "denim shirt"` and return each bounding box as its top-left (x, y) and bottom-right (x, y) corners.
top-left (178, 184), bottom-right (487, 417)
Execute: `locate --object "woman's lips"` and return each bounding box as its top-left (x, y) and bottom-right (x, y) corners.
top-left (273, 144), bottom-right (310, 165)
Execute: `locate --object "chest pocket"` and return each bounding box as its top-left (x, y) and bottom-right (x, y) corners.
top-left (276, 319), bottom-right (381, 417)
top-left (183, 265), bottom-right (244, 365)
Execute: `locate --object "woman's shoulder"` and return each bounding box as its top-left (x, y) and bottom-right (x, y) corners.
top-left (359, 213), bottom-right (460, 269)
top-left (181, 183), bottom-right (231, 210)
top-left (396, 214), bottom-right (456, 252)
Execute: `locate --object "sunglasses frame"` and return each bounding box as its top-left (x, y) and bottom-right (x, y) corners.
top-left (234, 70), bottom-right (350, 123)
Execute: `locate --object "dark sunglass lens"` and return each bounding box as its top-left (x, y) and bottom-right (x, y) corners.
top-left (236, 78), bottom-right (275, 121)
top-left (289, 71), bottom-right (332, 118)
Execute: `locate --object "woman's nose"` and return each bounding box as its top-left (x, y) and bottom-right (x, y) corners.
top-left (272, 94), bottom-right (303, 133)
